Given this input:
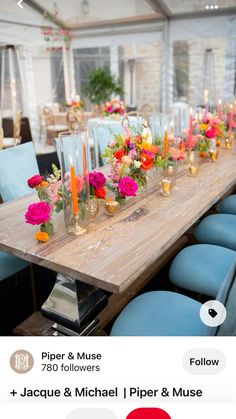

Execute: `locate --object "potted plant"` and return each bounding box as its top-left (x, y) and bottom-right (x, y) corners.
top-left (83, 67), bottom-right (123, 115)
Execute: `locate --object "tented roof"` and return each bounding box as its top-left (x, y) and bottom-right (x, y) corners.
top-left (1, 0), bottom-right (236, 30)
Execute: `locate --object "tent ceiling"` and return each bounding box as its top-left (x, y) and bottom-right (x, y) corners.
top-left (0, 0), bottom-right (235, 32)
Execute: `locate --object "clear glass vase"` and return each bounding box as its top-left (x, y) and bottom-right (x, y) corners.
top-left (59, 131), bottom-right (90, 235)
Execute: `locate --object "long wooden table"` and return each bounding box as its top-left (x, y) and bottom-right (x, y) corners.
top-left (0, 148), bottom-right (235, 295)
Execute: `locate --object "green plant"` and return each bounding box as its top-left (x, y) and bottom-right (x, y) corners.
top-left (83, 67), bottom-right (123, 105)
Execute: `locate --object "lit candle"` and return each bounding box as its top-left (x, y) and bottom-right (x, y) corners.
top-left (82, 142), bottom-right (86, 177)
top-left (189, 107), bottom-right (193, 145)
top-left (203, 89), bottom-right (209, 105)
top-left (218, 99), bottom-right (222, 119)
top-left (229, 104), bottom-right (233, 131)
top-left (163, 125), bottom-right (168, 158)
top-left (70, 158), bottom-right (79, 215)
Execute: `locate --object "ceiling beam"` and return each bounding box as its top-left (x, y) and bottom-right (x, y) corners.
top-left (70, 14), bottom-right (164, 31)
top-left (23, 0), bottom-right (66, 28)
top-left (146, 0), bottom-right (172, 17)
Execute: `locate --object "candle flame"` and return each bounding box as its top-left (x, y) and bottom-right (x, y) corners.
top-left (218, 99), bottom-right (222, 105)
top-left (230, 104), bottom-right (233, 109)
top-left (189, 107), bottom-right (193, 115)
top-left (69, 156), bottom-right (73, 165)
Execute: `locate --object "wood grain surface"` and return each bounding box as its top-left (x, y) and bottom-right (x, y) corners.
top-left (0, 148), bottom-right (235, 293)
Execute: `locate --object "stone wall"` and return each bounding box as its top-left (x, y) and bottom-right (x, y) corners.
top-left (122, 43), bottom-right (162, 112)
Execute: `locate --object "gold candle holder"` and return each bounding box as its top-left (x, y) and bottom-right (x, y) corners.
top-left (224, 137), bottom-right (233, 149)
top-left (208, 150), bottom-right (219, 162)
top-left (105, 200), bottom-right (120, 216)
top-left (188, 165), bottom-right (199, 177)
top-left (160, 178), bottom-right (172, 196)
top-left (68, 214), bottom-right (87, 236)
top-left (89, 198), bottom-right (100, 218)
top-left (163, 165), bottom-right (176, 177)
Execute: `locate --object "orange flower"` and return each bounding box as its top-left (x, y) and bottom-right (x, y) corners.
top-left (114, 149), bottom-right (125, 162)
top-left (39, 181), bottom-right (49, 189)
top-left (35, 231), bottom-right (49, 242)
top-left (140, 152), bottom-right (154, 171)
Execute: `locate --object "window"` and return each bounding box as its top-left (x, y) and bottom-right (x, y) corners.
top-left (73, 47), bottom-right (110, 108)
top-left (173, 41), bottom-right (189, 102)
top-left (50, 49), bottom-right (65, 103)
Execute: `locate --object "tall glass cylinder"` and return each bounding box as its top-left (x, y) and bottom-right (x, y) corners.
top-left (59, 131), bottom-right (90, 235)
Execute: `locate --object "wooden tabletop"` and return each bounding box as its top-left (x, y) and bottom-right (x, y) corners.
top-left (0, 148), bottom-right (236, 294)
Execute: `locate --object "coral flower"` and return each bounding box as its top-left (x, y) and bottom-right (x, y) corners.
top-left (114, 149), bottom-right (125, 162)
top-left (140, 152), bottom-right (154, 171)
top-left (68, 175), bottom-right (85, 193)
top-left (94, 187), bottom-right (106, 199)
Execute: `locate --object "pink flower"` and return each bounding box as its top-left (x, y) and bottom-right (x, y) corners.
top-left (27, 175), bottom-right (43, 189)
top-left (109, 141), bottom-right (116, 148)
top-left (89, 172), bottom-right (106, 189)
top-left (205, 126), bottom-right (217, 138)
top-left (68, 176), bottom-right (85, 193)
top-left (118, 176), bottom-right (138, 197)
top-left (25, 201), bottom-right (51, 225)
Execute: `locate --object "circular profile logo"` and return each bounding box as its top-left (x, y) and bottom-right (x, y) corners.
top-left (10, 350), bottom-right (34, 374)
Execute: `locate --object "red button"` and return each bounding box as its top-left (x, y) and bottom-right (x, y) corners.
top-left (126, 408), bottom-right (171, 419)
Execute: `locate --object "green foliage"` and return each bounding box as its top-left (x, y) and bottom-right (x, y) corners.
top-left (83, 67), bottom-right (123, 105)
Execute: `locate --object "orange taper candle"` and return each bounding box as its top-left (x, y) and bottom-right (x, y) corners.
top-left (82, 142), bottom-right (86, 178)
top-left (70, 163), bottom-right (79, 215)
top-left (163, 130), bottom-right (168, 158)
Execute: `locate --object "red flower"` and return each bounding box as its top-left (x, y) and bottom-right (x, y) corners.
top-left (140, 152), bottom-right (154, 171)
top-left (114, 149), bottom-right (125, 162)
top-left (27, 175), bottom-right (43, 189)
top-left (205, 126), bottom-right (217, 138)
top-left (94, 187), bottom-right (106, 199)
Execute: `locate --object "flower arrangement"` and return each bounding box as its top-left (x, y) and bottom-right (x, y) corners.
top-left (89, 172), bottom-right (106, 200)
top-left (103, 98), bottom-right (125, 116)
top-left (103, 125), bottom-right (166, 202)
top-left (25, 165), bottom-right (63, 242)
top-left (65, 95), bottom-right (84, 109)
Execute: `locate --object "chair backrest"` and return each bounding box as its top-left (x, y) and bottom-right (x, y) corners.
top-left (0, 142), bottom-right (39, 202)
top-left (67, 109), bottom-right (85, 131)
top-left (205, 269), bottom-right (236, 336)
top-left (139, 103), bottom-right (154, 113)
top-left (13, 109), bottom-right (22, 140)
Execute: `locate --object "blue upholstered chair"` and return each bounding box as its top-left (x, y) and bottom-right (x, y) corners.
top-left (110, 271), bottom-right (236, 336)
top-left (110, 290), bottom-right (206, 336)
top-left (169, 244), bottom-right (236, 297)
top-left (217, 194), bottom-right (236, 215)
top-left (194, 214), bottom-right (236, 251)
top-left (0, 143), bottom-right (39, 282)
top-left (0, 142), bottom-right (38, 202)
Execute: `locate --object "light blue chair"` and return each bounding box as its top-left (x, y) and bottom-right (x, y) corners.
top-left (194, 214), bottom-right (236, 251)
top-left (169, 244), bottom-right (236, 297)
top-left (217, 194), bottom-right (236, 215)
top-left (110, 291), bottom-right (206, 336)
top-left (110, 271), bottom-right (236, 336)
top-left (0, 142), bottom-right (39, 282)
top-left (0, 142), bottom-right (38, 202)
